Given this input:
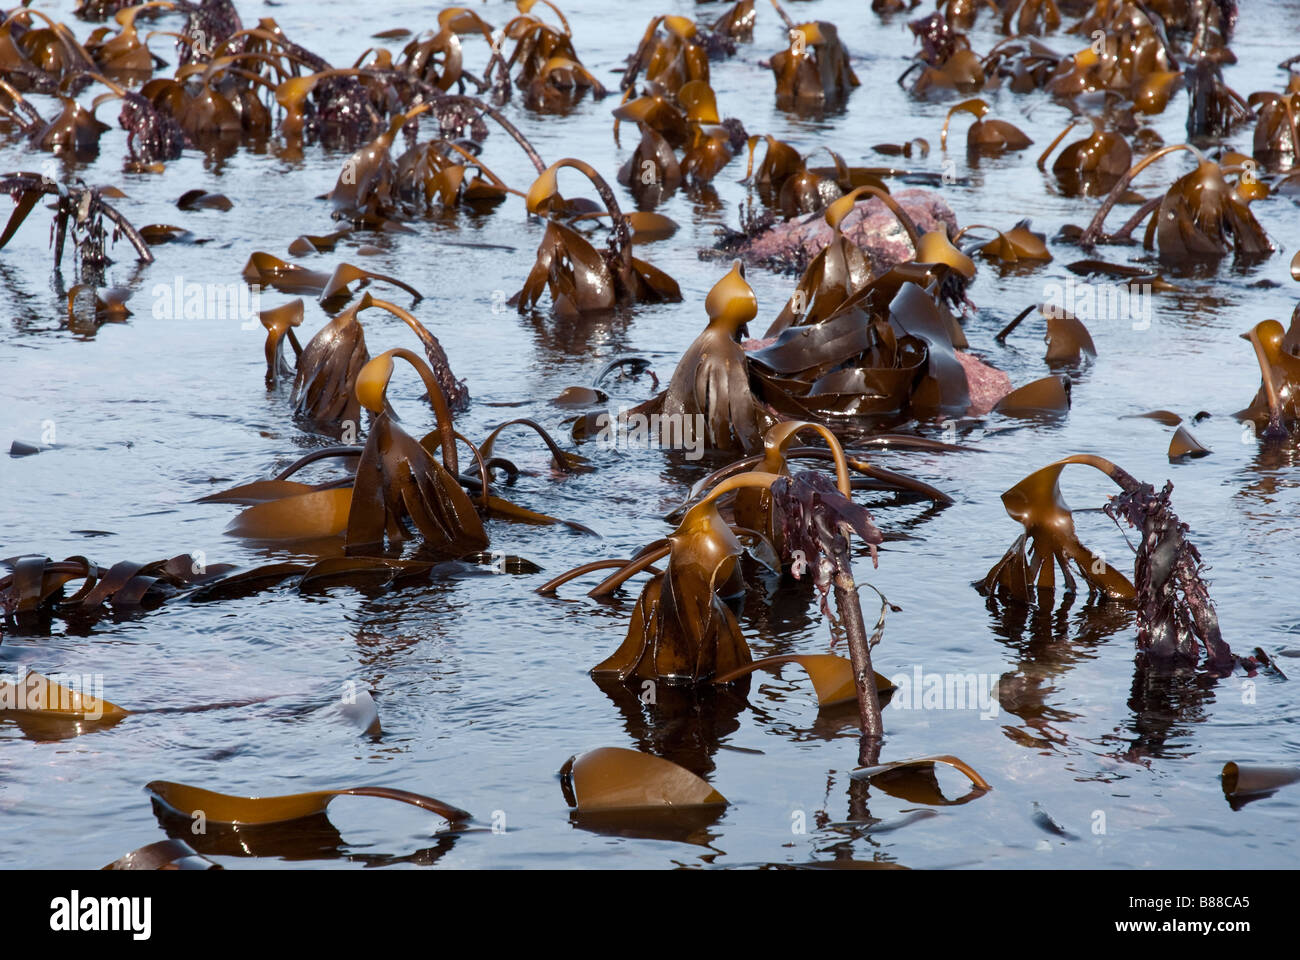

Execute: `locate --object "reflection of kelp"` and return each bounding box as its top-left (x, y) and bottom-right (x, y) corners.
top-left (592, 674), bottom-right (749, 778)
top-left (1118, 659), bottom-right (1214, 762)
top-left (988, 593), bottom-right (1135, 745)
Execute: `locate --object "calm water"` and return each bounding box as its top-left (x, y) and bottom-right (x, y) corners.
top-left (1, 0), bottom-right (1298, 869)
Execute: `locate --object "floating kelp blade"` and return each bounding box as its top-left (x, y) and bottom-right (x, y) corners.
top-left (715, 654), bottom-right (896, 707)
top-left (103, 839), bottom-right (220, 871)
top-left (850, 754), bottom-right (991, 805)
top-left (559, 747), bottom-right (725, 811)
top-left (1169, 426), bottom-right (1211, 461)
top-left (227, 487), bottom-right (353, 540)
top-left (0, 670), bottom-right (129, 722)
top-left (1220, 762), bottom-right (1300, 800)
top-left (993, 375), bottom-right (1071, 416)
top-left (145, 781), bottom-right (471, 825)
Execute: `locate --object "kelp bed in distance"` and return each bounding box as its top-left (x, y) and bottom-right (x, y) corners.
top-left (1, 0), bottom-right (1299, 871)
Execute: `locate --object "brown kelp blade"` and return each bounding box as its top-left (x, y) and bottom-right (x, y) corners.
top-left (1220, 762), bottom-right (1300, 800)
top-left (979, 455), bottom-right (1136, 602)
top-left (318, 262), bottom-right (423, 303)
top-left (243, 252), bottom-right (331, 295)
top-left (146, 781), bottom-right (471, 826)
top-left (226, 487), bottom-right (353, 540)
top-left (1168, 426), bottom-right (1211, 461)
top-left (993, 375), bottom-right (1070, 416)
top-left (0, 670), bottom-right (129, 722)
top-left (715, 654), bottom-right (896, 707)
top-left (559, 747), bottom-right (726, 812)
top-left (850, 754), bottom-right (991, 805)
top-left (103, 839), bottom-right (220, 871)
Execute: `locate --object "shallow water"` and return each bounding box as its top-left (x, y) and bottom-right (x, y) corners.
top-left (1, 0), bottom-right (1298, 869)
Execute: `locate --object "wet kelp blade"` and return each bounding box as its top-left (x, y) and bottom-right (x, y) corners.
top-left (145, 781), bottom-right (471, 825)
top-left (103, 839), bottom-right (220, 871)
top-left (850, 755), bottom-right (991, 806)
top-left (559, 747), bottom-right (725, 812)
top-left (993, 375), bottom-right (1071, 416)
top-left (0, 670), bottom-right (129, 721)
top-left (226, 487), bottom-right (353, 540)
top-left (715, 654), bottom-right (895, 707)
top-left (1169, 426), bottom-right (1211, 461)
top-left (1220, 762), bottom-right (1300, 801)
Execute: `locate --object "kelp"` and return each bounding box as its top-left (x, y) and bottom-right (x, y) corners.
top-left (980, 35), bottom-right (1064, 93)
top-left (742, 134), bottom-right (889, 218)
top-left (559, 747), bottom-right (725, 811)
top-left (753, 273), bottom-right (972, 422)
top-left (0, 77), bottom-right (111, 159)
top-left (1104, 474), bottom-right (1239, 673)
top-left (514, 157), bottom-right (682, 314)
top-left (146, 780), bottom-right (470, 825)
top-left (0, 669), bottom-right (129, 723)
top-left (541, 470), bottom-right (785, 684)
top-left (589, 473), bottom-right (783, 684)
top-left (956, 219), bottom-right (1052, 266)
top-left (1184, 57), bottom-right (1249, 140)
top-left (769, 7), bottom-right (859, 106)
top-left (1250, 84), bottom-right (1300, 171)
top-left (849, 755), bottom-right (991, 805)
top-left (770, 188), bottom-right (919, 329)
top-left (1075, 143), bottom-right (1272, 260)
top-left (620, 14), bottom-right (709, 94)
top-left (1220, 762), bottom-right (1300, 803)
top-left (940, 98), bottom-right (1032, 155)
top-left (769, 470), bottom-right (890, 749)
top-left (977, 455), bottom-right (1137, 604)
top-left (660, 260), bottom-right (770, 453)
top-left (996, 301), bottom-right (1096, 365)
top-left (1237, 318), bottom-right (1300, 436)
top-left (899, 12), bottom-right (986, 95)
top-left (1168, 425), bottom-right (1211, 460)
top-left (67, 283), bottom-right (132, 330)
top-left (993, 374), bottom-right (1071, 415)
top-left (1036, 117), bottom-right (1131, 196)
top-left (1, 553), bottom-right (235, 630)
top-left (0, 171), bottom-right (153, 267)
top-left (0, 7), bottom-right (99, 93)
top-left (347, 348), bottom-right (486, 555)
top-left (1054, 1), bottom-right (1179, 101)
top-left (84, 2), bottom-right (172, 82)
top-left (673, 422), bottom-right (952, 520)
top-left (715, 654), bottom-right (897, 708)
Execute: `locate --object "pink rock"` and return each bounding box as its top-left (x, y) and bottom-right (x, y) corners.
top-left (732, 189), bottom-right (958, 273)
top-left (958, 350), bottom-right (1013, 416)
